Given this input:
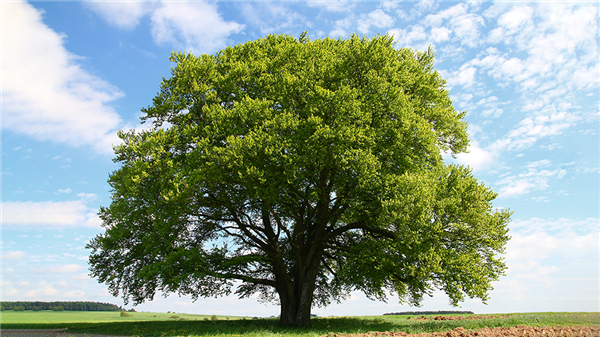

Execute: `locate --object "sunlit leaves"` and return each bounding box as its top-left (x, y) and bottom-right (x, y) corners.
top-left (88, 34), bottom-right (510, 316)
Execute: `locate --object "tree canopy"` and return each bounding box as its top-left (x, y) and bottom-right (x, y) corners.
top-left (88, 33), bottom-right (511, 327)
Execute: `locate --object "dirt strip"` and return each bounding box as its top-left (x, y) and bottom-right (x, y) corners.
top-left (321, 325), bottom-right (600, 337)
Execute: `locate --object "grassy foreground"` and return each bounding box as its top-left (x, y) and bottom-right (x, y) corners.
top-left (0, 311), bottom-right (242, 323)
top-left (1, 312), bottom-right (598, 337)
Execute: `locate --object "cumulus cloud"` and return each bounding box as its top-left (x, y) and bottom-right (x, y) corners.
top-left (43, 287), bottom-right (59, 296)
top-left (65, 290), bottom-right (86, 298)
top-left (239, 3), bottom-right (305, 36)
top-left (3, 251), bottom-right (28, 261)
top-left (330, 18), bottom-right (352, 38)
top-left (473, 4), bottom-right (598, 97)
top-left (77, 193), bottom-right (98, 201)
top-left (495, 216), bottom-right (599, 307)
top-left (2, 1), bottom-right (124, 155)
top-left (87, 1), bottom-right (244, 55)
top-left (454, 140), bottom-right (495, 172)
top-left (388, 25), bottom-right (427, 48)
top-left (36, 264), bottom-right (85, 274)
top-left (447, 65), bottom-right (478, 88)
top-left (490, 112), bottom-right (580, 152)
top-left (151, 2), bottom-right (243, 54)
top-left (2, 201), bottom-right (102, 229)
top-left (84, 1), bottom-right (157, 29)
top-left (423, 3), bottom-right (484, 47)
top-left (380, 1), bottom-right (400, 12)
top-left (357, 9), bottom-right (394, 34)
top-left (510, 217), bottom-right (599, 236)
top-left (507, 230), bottom-right (598, 262)
top-left (307, 0), bottom-right (354, 13)
top-left (495, 160), bottom-right (567, 197)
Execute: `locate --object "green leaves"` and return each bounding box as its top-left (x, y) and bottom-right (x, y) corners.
top-left (88, 33), bottom-right (510, 317)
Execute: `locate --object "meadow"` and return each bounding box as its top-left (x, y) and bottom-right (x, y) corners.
top-left (1, 311), bottom-right (598, 337)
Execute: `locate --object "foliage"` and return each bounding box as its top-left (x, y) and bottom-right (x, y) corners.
top-left (211, 314), bottom-right (219, 321)
top-left (121, 311), bottom-right (133, 317)
top-left (88, 33), bottom-right (511, 327)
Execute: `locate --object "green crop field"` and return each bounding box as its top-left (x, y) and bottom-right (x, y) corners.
top-left (1, 311), bottom-right (598, 337)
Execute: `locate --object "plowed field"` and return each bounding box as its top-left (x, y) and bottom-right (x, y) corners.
top-left (320, 325), bottom-right (599, 337)
top-left (409, 316), bottom-right (511, 321)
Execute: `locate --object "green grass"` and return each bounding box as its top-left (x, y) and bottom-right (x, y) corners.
top-left (0, 311), bottom-right (241, 324)
top-left (1, 311), bottom-right (598, 337)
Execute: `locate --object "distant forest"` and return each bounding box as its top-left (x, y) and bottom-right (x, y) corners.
top-left (1, 301), bottom-right (122, 311)
top-left (383, 310), bottom-right (475, 315)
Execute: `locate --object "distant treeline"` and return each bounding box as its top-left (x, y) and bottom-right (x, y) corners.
top-left (1, 301), bottom-right (122, 311)
top-left (383, 310), bottom-right (474, 316)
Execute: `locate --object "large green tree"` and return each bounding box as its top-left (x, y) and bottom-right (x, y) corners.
top-left (88, 33), bottom-right (511, 327)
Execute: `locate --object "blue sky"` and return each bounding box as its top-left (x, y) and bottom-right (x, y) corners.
top-left (1, 0), bottom-right (598, 316)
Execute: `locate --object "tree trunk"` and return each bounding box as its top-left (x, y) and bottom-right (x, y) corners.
top-left (277, 278), bottom-right (314, 327)
top-left (276, 249), bottom-right (322, 327)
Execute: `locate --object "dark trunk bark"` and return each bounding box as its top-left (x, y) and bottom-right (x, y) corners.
top-left (276, 249), bottom-right (323, 327)
top-left (277, 278), bottom-right (314, 327)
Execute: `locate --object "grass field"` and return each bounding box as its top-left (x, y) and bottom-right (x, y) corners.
top-left (0, 311), bottom-right (243, 323)
top-left (1, 311), bottom-right (598, 337)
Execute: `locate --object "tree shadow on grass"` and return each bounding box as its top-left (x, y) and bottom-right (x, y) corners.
top-left (1, 317), bottom-right (445, 336)
top-left (3, 314), bottom-right (597, 336)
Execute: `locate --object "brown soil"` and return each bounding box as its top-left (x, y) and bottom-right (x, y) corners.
top-left (409, 315), bottom-right (511, 321)
top-left (320, 325), bottom-right (600, 337)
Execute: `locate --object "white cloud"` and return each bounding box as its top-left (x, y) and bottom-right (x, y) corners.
top-left (476, 4), bottom-right (598, 93)
top-left (495, 160), bottom-right (567, 197)
top-left (85, 2), bottom-right (157, 29)
top-left (449, 14), bottom-right (484, 48)
top-left (388, 25), bottom-right (427, 48)
top-left (2, 1), bottom-right (124, 155)
top-left (43, 287), bottom-right (59, 296)
top-left (454, 140), bottom-right (495, 172)
top-left (36, 264), bottom-right (85, 274)
top-left (507, 231), bottom-right (598, 262)
top-left (2, 251), bottom-right (28, 261)
top-left (307, 0), bottom-right (353, 13)
top-left (18, 281), bottom-right (31, 288)
top-left (423, 3), bottom-right (484, 47)
top-left (380, 1), bottom-right (399, 12)
top-left (489, 112), bottom-right (580, 153)
top-left (358, 9), bottom-right (394, 34)
top-left (497, 6), bottom-right (534, 33)
top-left (2, 201), bottom-right (102, 229)
top-left (510, 217), bottom-right (599, 236)
top-left (151, 2), bottom-right (243, 54)
top-left (414, 0), bottom-right (436, 15)
top-left (87, 0), bottom-right (244, 54)
top-left (430, 26), bottom-right (451, 43)
top-left (57, 188), bottom-right (73, 194)
top-left (65, 290), bottom-right (86, 298)
top-left (498, 217), bottom-right (599, 304)
top-left (77, 193), bottom-right (98, 201)
top-left (72, 273), bottom-right (92, 280)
